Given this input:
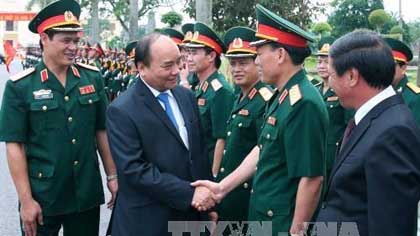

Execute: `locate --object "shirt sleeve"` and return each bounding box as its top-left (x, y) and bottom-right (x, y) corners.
top-left (0, 80), bottom-right (28, 142)
top-left (284, 100), bottom-right (328, 178)
top-left (210, 88), bottom-right (234, 139)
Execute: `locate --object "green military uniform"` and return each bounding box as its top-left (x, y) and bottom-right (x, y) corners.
top-left (195, 71), bottom-right (234, 162)
top-left (0, 1), bottom-right (107, 235)
top-left (215, 26), bottom-right (272, 222)
top-left (385, 38), bottom-right (420, 126)
top-left (395, 76), bottom-right (420, 124)
top-left (247, 5), bottom-right (328, 235)
top-left (315, 82), bottom-right (353, 179)
top-left (315, 37), bottom-right (353, 180)
top-left (187, 22), bottom-right (235, 164)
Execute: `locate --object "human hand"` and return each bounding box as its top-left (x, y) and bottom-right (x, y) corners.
top-left (107, 179), bottom-right (118, 209)
top-left (191, 186), bottom-right (216, 211)
top-left (191, 180), bottom-right (226, 204)
top-left (20, 198), bottom-right (43, 236)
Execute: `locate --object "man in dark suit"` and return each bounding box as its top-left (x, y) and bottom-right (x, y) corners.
top-left (106, 33), bottom-right (216, 236)
top-left (315, 30), bottom-right (420, 236)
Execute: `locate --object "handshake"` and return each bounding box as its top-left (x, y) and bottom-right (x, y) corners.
top-left (190, 180), bottom-right (227, 211)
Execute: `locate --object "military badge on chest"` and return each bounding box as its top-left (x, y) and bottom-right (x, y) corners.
top-left (33, 89), bottom-right (53, 100)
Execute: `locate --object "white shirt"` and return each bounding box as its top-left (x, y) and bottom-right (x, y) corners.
top-left (142, 79), bottom-right (189, 149)
top-left (354, 85), bottom-right (396, 125)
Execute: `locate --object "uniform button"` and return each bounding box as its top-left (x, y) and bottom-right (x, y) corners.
top-left (330, 105), bottom-right (334, 108)
top-left (336, 142), bottom-right (339, 146)
top-left (74, 161), bottom-right (79, 166)
top-left (88, 99), bottom-right (93, 104)
top-left (232, 114), bottom-right (236, 119)
top-left (250, 188), bottom-right (253, 194)
top-left (267, 210), bottom-right (274, 217)
top-left (38, 172), bottom-right (43, 178)
top-left (220, 167), bottom-right (225, 173)
top-left (42, 105), bottom-right (47, 111)
top-left (227, 131), bottom-right (231, 136)
top-left (266, 134), bottom-right (270, 139)
top-left (223, 150), bottom-right (226, 155)
top-left (64, 96), bottom-right (69, 101)
top-left (68, 117), bottom-right (73, 122)
top-left (259, 144), bottom-right (263, 149)
top-left (243, 182), bottom-right (249, 189)
top-left (255, 166), bottom-right (258, 171)
top-left (238, 123), bottom-right (243, 127)
top-left (321, 202), bottom-right (326, 209)
top-left (71, 139), bottom-right (77, 144)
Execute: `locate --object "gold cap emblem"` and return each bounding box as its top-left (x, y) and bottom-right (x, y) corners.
top-left (232, 38), bottom-right (243, 49)
top-left (184, 31), bottom-right (193, 41)
top-left (64, 11), bottom-right (75, 22)
top-left (192, 31), bottom-right (200, 40)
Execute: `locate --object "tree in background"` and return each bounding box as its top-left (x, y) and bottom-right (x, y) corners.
top-left (312, 22), bottom-right (333, 36)
top-left (368, 9), bottom-right (390, 32)
top-left (184, 0), bottom-right (325, 32)
top-left (328, 0), bottom-right (384, 37)
top-left (161, 11), bottom-right (183, 28)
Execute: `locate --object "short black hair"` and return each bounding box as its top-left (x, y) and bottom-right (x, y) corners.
top-left (203, 46), bottom-right (221, 69)
top-left (330, 29), bottom-right (395, 89)
top-left (39, 29), bottom-right (59, 51)
top-left (134, 33), bottom-right (162, 67)
top-left (264, 41), bottom-right (311, 65)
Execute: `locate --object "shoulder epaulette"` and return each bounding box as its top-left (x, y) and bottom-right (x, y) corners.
top-left (76, 62), bottom-right (100, 72)
top-left (10, 67), bottom-right (35, 82)
top-left (307, 75), bottom-right (315, 81)
top-left (289, 84), bottom-right (302, 106)
top-left (259, 87), bottom-right (274, 101)
top-left (211, 79), bottom-right (223, 91)
top-left (314, 81), bottom-right (322, 87)
top-left (407, 82), bottom-right (420, 94)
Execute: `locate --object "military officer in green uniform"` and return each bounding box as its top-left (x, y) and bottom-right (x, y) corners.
top-left (181, 23), bottom-right (200, 90)
top-left (87, 43), bottom-right (103, 68)
top-left (186, 22), bottom-right (235, 176)
top-left (0, 1), bottom-right (118, 235)
top-left (192, 5), bottom-right (328, 236)
top-left (122, 41), bottom-right (138, 91)
top-left (215, 26), bottom-right (273, 224)
top-left (385, 37), bottom-right (420, 125)
top-left (315, 36), bottom-right (353, 180)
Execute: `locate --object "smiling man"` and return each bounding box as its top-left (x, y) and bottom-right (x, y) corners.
top-left (0, 1), bottom-right (118, 236)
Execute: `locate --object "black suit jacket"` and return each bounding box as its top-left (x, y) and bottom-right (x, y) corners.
top-left (106, 79), bottom-right (211, 236)
top-left (316, 95), bottom-right (420, 236)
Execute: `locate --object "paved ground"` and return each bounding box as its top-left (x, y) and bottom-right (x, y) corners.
top-left (0, 64), bottom-right (112, 235)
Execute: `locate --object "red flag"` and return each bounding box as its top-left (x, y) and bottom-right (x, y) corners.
top-left (3, 41), bottom-right (16, 72)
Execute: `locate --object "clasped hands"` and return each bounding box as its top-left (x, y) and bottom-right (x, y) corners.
top-left (190, 180), bottom-right (225, 211)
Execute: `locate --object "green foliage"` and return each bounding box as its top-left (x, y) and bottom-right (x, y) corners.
top-left (312, 22), bottom-right (333, 35)
top-left (107, 36), bottom-right (125, 49)
top-left (389, 25), bottom-right (404, 34)
top-left (408, 20), bottom-right (420, 43)
top-left (368, 9), bottom-right (390, 31)
top-left (184, 0), bottom-right (325, 32)
top-left (328, 0), bottom-right (384, 38)
top-left (161, 11), bottom-right (183, 27)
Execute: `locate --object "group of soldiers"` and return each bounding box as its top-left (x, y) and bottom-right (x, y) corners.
top-left (1, 0), bottom-right (420, 235)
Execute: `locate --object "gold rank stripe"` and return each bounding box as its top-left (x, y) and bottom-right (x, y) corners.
top-left (407, 82), bottom-right (420, 94)
top-left (278, 89), bottom-right (288, 104)
top-left (289, 85), bottom-right (302, 106)
top-left (201, 81), bottom-right (209, 92)
top-left (211, 79), bottom-right (223, 91)
top-left (248, 88), bottom-right (257, 99)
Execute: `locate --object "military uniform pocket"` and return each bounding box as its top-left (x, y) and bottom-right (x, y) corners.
top-left (29, 100), bottom-right (61, 130)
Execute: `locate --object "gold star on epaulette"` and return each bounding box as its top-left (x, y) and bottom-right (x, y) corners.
top-left (289, 84), bottom-right (302, 106)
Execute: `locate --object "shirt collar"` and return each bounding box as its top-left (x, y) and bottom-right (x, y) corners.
top-left (354, 85), bottom-right (396, 125)
top-left (141, 77), bottom-right (174, 98)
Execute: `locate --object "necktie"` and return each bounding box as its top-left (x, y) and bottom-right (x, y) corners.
top-left (340, 118), bottom-right (356, 152)
top-left (157, 93), bottom-right (179, 131)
